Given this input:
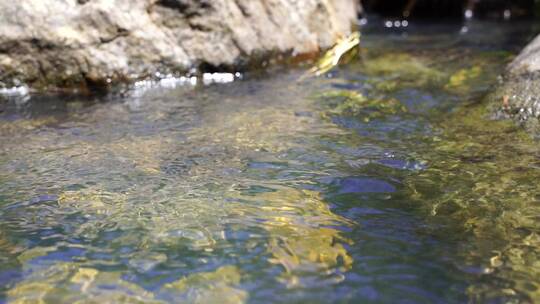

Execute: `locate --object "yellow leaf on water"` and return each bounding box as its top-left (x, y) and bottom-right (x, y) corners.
top-left (299, 32), bottom-right (361, 81)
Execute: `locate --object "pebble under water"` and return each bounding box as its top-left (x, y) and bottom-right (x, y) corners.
top-left (0, 21), bottom-right (539, 303)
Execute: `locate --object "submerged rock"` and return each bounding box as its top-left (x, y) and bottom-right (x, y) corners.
top-left (0, 0), bottom-right (359, 91)
top-left (488, 34), bottom-right (540, 135)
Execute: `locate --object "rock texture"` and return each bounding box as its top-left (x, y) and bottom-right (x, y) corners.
top-left (489, 34), bottom-right (540, 134)
top-left (0, 0), bottom-right (359, 90)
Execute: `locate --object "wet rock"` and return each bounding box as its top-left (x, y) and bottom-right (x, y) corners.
top-left (0, 0), bottom-right (360, 91)
top-left (488, 34), bottom-right (540, 135)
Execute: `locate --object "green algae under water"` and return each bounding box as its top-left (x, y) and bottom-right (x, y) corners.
top-left (0, 21), bottom-right (539, 303)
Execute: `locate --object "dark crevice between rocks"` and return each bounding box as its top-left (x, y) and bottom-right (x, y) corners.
top-left (234, 0), bottom-right (251, 18)
top-left (185, 21), bottom-right (213, 32)
top-left (156, 0), bottom-right (213, 17)
top-left (260, 1), bottom-right (282, 30)
top-left (99, 27), bottom-right (130, 44)
top-left (0, 39), bottom-right (59, 54)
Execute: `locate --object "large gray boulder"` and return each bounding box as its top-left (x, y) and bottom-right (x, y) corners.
top-left (489, 34), bottom-right (540, 134)
top-left (0, 0), bottom-right (359, 91)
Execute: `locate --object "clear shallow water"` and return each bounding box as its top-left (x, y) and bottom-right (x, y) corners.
top-left (0, 21), bottom-right (539, 303)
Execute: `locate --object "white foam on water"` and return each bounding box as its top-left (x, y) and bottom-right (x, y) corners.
top-left (133, 72), bottom-right (239, 91)
top-left (0, 85), bottom-right (29, 97)
top-left (202, 73), bottom-right (236, 85)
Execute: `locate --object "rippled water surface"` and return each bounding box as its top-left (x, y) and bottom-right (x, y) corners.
top-left (1, 22), bottom-right (540, 303)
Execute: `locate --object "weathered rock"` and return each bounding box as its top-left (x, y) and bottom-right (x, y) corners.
top-left (0, 0), bottom-right (360, 91)
top-left (488, 34), bottom-right (540, 135)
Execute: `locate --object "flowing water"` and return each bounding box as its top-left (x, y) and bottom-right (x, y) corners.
top-left (0, 21), bottom-right (539, 303)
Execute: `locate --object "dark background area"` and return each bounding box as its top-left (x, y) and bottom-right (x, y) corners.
top-left (362, 0), bottom-right (538, 19)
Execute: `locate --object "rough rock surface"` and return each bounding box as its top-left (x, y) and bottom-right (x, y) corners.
top-left (0, 0), bottom-right (359, 90)
top-left (489, 34), bottom-right (540, 134)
